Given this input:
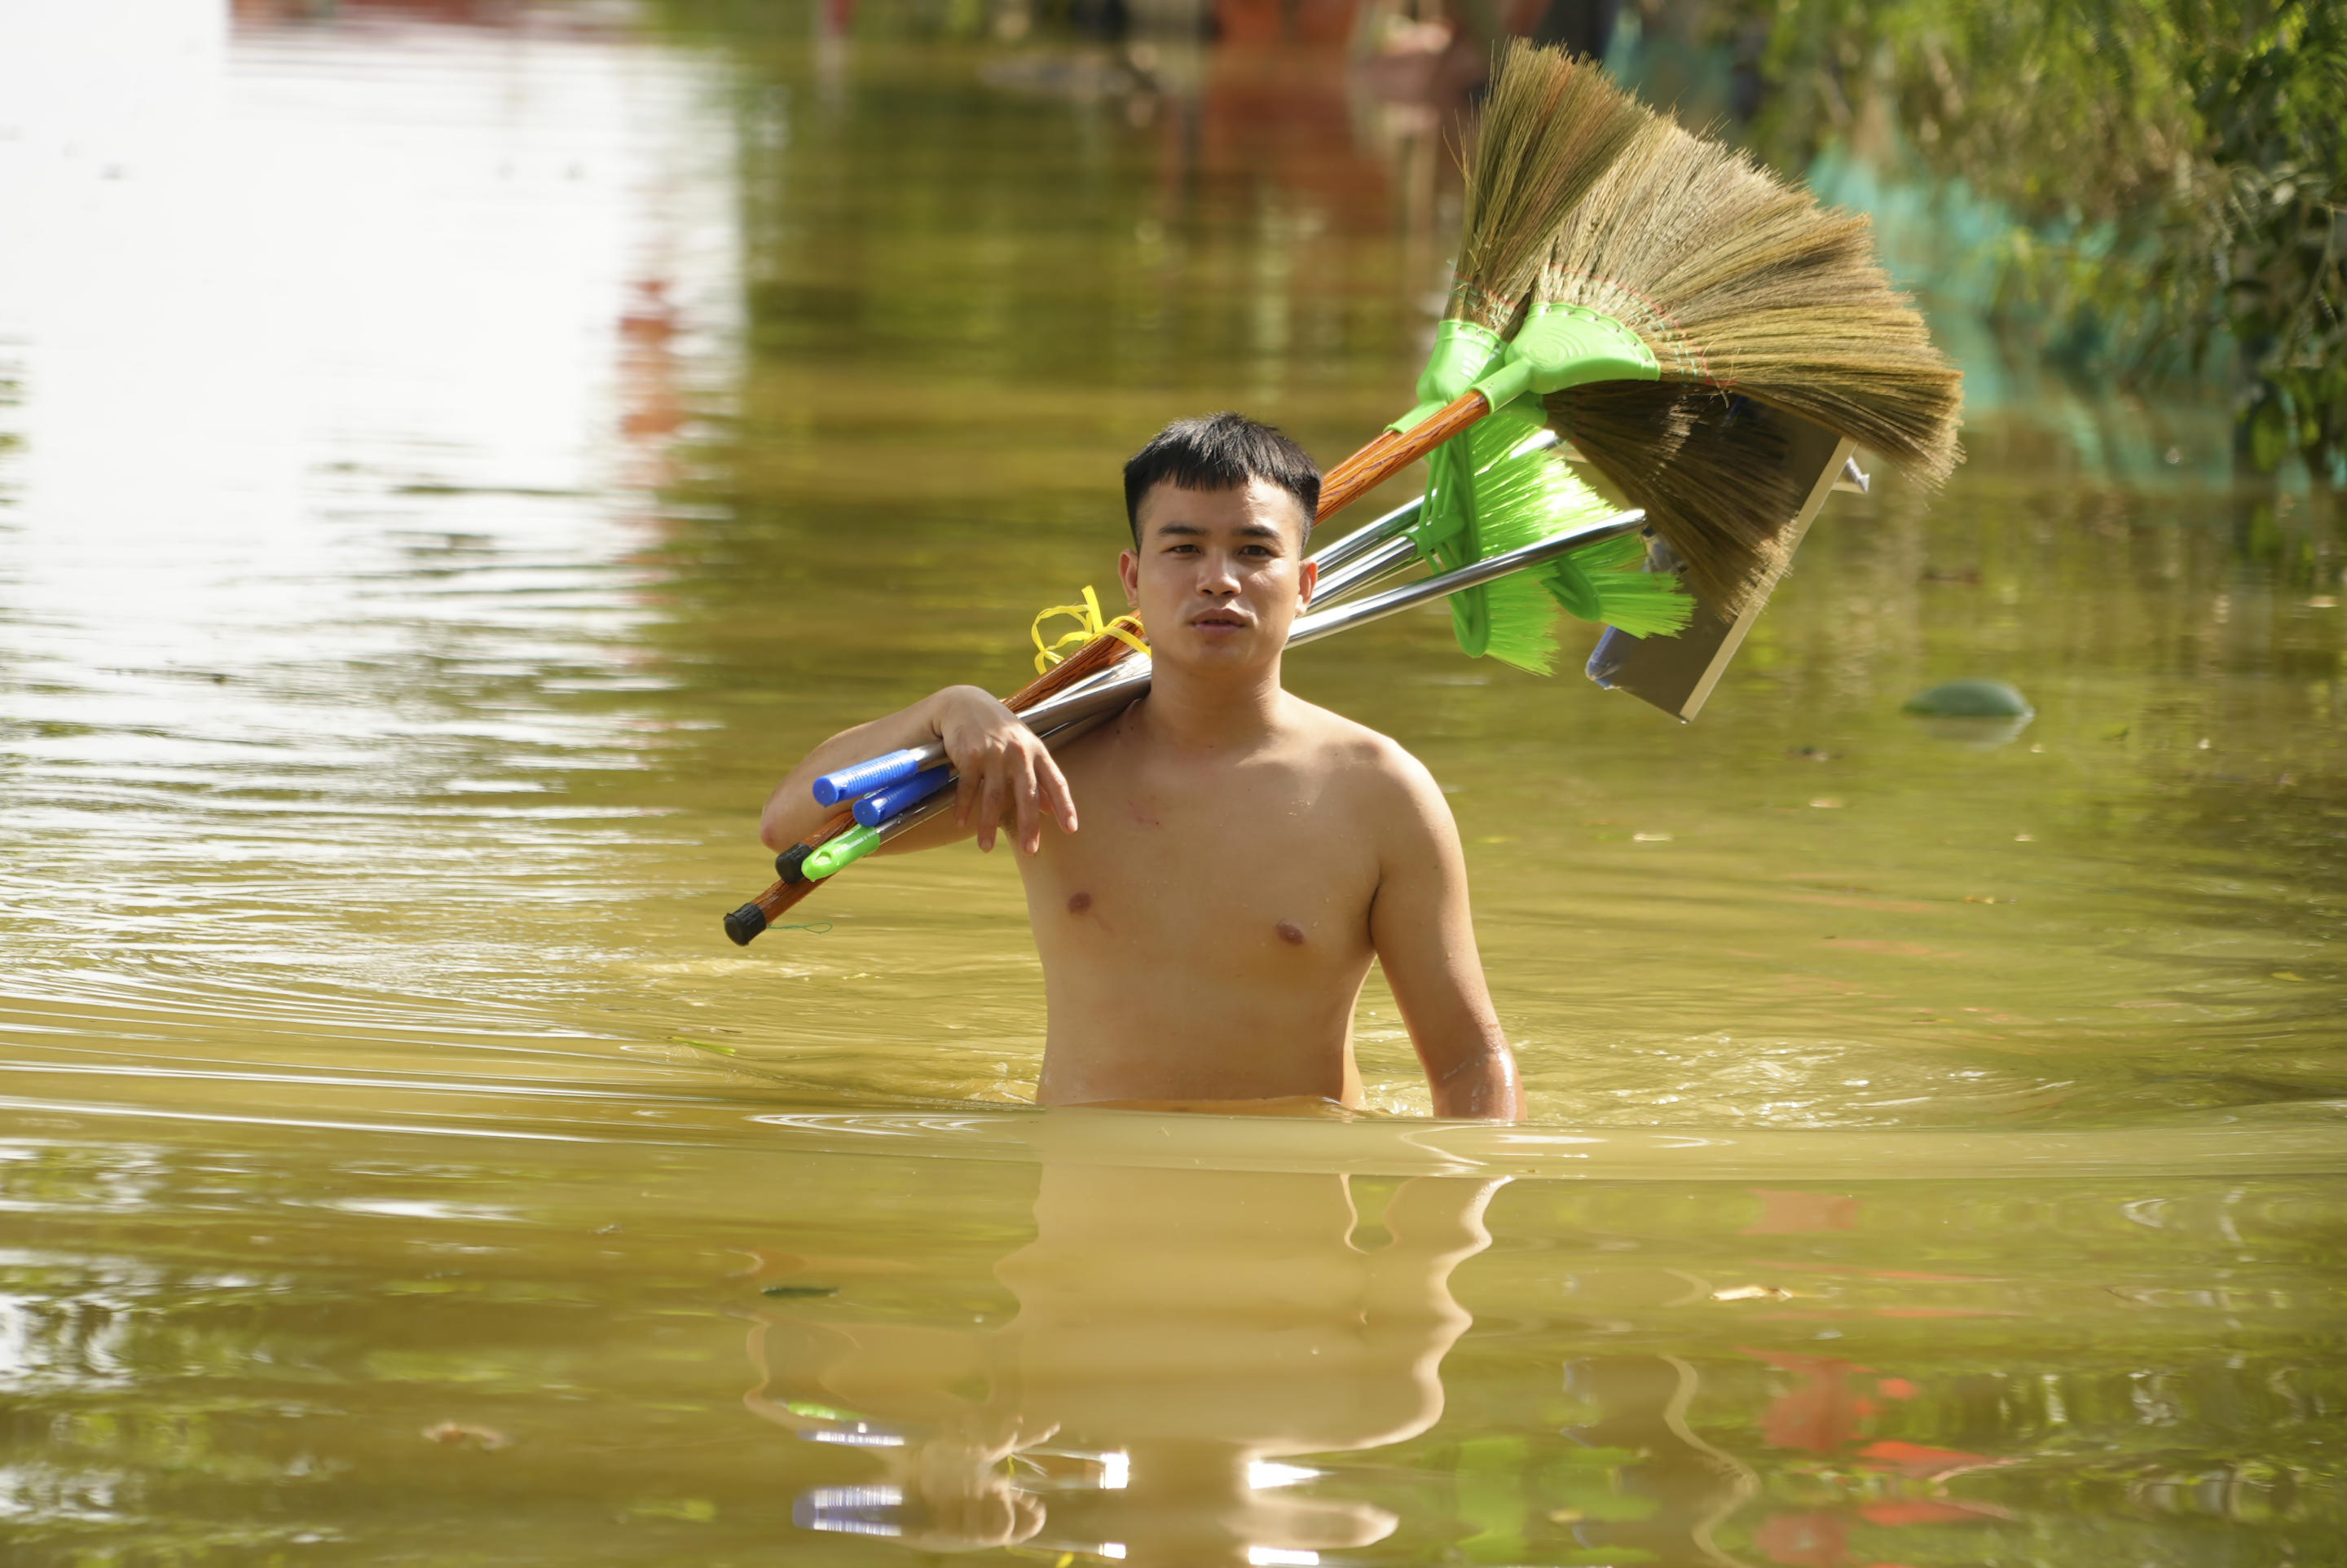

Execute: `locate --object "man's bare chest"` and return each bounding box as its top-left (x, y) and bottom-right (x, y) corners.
top-left (1026, 762), bottom-right (1381, 964)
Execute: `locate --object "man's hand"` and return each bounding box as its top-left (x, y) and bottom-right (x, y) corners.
top-left (928, 686), bottom-right (1077, 855)
top-left (759, 685), bottom-right (1081, 858)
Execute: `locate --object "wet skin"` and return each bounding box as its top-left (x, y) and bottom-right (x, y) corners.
top-left (763, 477), bottom-right (1521, 1118)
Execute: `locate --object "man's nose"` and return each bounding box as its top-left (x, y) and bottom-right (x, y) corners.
top-left (1199, 553), bottom-right (1241, 594)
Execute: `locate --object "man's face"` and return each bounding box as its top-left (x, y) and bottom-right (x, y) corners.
top-left (1119, 478), bottom-right (1316, 676)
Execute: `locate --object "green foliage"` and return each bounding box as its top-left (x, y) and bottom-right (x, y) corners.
top-left (2176, 0), bottom-right (2347, 481)
top-left (1741, 0), bottom-right (2346, 483)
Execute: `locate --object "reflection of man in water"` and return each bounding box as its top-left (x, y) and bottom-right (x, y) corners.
top-left (744, 1165), bottom-right (1504, 1565)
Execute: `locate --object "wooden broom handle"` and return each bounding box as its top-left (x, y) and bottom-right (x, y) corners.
top-left (746, 875), bottom-right (825, 923)
top-left (804, 808), bottom-right (856, 849)
top-left (1318, 390), bottom-right (1491, 520)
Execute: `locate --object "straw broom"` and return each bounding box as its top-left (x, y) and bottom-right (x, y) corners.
top-left (1531, 121), bottom-right (1962, 605)
top-left (1319, 51), bottom-right (1962, 614)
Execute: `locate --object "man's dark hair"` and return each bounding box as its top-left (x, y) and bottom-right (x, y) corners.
top-left (1122, 412), bottom-right (1320, 544)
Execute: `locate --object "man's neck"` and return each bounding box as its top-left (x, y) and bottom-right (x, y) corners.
top-left (1138, 656), bottom-right (1286, 754)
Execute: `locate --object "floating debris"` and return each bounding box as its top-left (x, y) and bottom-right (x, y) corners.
top-left (1902, 679), bottom-right (2033, 718)
top-left (422, 1422), bottom-right (511, 1451)
top-left (1903, 680), bottom-right (2035, 749)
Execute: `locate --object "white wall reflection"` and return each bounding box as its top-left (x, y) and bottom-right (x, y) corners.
top-left (0, 2), bottom-right (739, 1013)
top-left (0, 0), bottom-right (735, 631)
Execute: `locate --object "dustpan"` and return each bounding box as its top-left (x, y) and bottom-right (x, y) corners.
top-left (1584, 403), bottom-right (1869, 721)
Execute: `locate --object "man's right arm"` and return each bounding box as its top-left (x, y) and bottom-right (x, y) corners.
top-left (760, 686), bottom-right (1078, 858)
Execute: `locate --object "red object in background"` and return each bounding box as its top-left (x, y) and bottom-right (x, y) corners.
top-left (1856, 1438), bottom-right (2011, 1480)
top-left (1215, 0), bottom-right (1362, 46)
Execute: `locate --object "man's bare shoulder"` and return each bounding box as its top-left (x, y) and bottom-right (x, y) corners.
top-left (1276, 696), bottom-right (1448, 813)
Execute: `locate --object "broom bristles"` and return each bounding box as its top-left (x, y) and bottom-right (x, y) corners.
top-left (1535, 119), bottom-right (1964, 607)
top-left (1455, 412), bottom-right (1576, 673)
top-left (1449, 42), bottom-right (1651, 333)
top-left (1570, 529), bottom-right (1697, 640)
top-left (1552, 381), bottom-right (1816, 608)
top-left (1442, 408), bottom-right (1693, 674)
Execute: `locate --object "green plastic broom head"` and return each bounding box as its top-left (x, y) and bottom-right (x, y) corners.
top-left (1471, 300), bottom-right (1660, 412)
top-left (1410, 403), bottom-right (1691, 675)
top-left (1390, 302), bottom-right (1661, 436)
top-left (1389, 319), bottom-right (1511, 434)
top-left (1385, 301), bottom-right (1684, 673)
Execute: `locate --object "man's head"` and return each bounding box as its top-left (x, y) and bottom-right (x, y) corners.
top-left (1117, 414), bottom-right (1322, 676)
top-left (1121, 413), bottom-right (1319, 548)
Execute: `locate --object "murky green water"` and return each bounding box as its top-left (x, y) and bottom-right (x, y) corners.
top-left (2, 5), bottom-right (2342, 1563)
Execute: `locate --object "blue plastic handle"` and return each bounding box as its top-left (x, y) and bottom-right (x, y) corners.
top-left (852, 764), bottom-right (954, 828)
top-left (813, 747), bottom-right (929, 807)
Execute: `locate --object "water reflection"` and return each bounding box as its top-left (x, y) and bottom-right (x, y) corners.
top-left (0, 1122), bottom-right (2339, 1561)
top-left (750, 1165), bottom-right (1499, 1564)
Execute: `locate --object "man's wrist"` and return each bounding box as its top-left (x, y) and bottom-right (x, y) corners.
top-left (917, 685), bottom-right (970, 740)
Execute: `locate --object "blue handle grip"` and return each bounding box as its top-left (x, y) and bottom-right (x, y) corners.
top-left (852, 764), bottom-right (953, 828)
top-left (813, 747), bottom-right (930, 807)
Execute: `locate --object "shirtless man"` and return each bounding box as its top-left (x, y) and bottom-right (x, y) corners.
top-left (760, 414), bottom-right (1522, 1120)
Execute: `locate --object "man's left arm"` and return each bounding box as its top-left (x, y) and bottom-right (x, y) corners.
top-left (1367, 757), bottom-right (1525, 1121)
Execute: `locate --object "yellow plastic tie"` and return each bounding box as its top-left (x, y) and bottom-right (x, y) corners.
top-left (1029, 584), bottom-right (1147, 674)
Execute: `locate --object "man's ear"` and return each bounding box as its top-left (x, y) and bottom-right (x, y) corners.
top-left (1297, 557), bottom-right (1317, 609)
top-left (1117, 545), bottom-right (1139, 607)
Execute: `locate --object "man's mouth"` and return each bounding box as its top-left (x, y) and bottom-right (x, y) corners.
top-left (1190, 610), bottom-right (1250, 632)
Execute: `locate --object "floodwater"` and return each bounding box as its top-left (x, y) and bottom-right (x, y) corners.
top-left (2, 4), bottom-right (2342, 1564)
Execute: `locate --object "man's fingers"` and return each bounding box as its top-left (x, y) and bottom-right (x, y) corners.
top-left (1038, 751), bottom-right (1077, 835)
top-left (952, 760), bottom-right (979, 827)
top-left (974, 759), bottom-right (1006, 853)
top-left (1009, 747), bottom-right (1043, 856)
top-left (941, 720), bottom-right (1063, 852)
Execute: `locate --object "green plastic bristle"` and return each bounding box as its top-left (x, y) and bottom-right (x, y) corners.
top-left (1558, 530), bottom-right (1695, 639)
top-left (1411, 408), bottom-right (1689, 674)
top-left (1463, 413), bottom-right (1578, 673)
